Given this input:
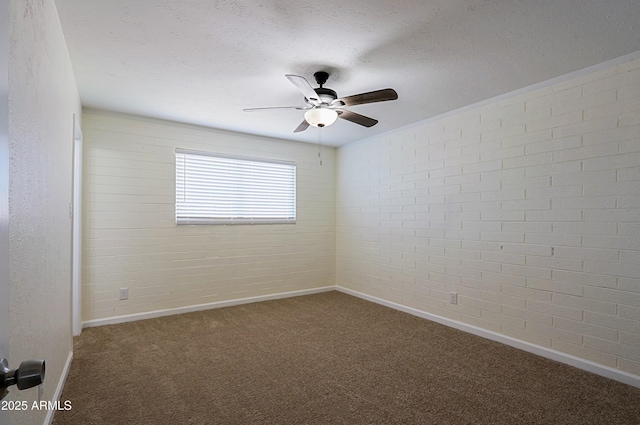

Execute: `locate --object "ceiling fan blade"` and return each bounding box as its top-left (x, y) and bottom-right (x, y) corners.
top-left (334, 88), bottom-right (398, 107)
top-left (337, 110), bottom-right (378, 127)
top-left (293, 120), bottom-right (310, 133)
top-left (285, 74), bottom-right (321, 105)
top-left (243, 106), bottom-right (310, 112)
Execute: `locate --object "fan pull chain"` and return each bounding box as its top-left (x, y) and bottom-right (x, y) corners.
top-left (318, 128), bottom-right (323, 166)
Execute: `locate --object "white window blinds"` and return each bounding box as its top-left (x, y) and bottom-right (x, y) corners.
top-left (175, 149), bottom-right (296, 225)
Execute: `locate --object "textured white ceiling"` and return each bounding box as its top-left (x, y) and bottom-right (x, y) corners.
top-left (55, 0), bottom-right (640, 146)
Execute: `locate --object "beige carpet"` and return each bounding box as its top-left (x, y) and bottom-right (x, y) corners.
top-left (53, 291), bottom-right (640, 424)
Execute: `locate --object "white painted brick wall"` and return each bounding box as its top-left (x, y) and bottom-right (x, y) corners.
top-left (82, 110), bottom-right (335, 321)
top-left (337, 56), bottom-right (640, 376)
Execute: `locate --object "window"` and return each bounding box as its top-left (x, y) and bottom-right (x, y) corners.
top-left (175, 149), bottom-right (296, 225)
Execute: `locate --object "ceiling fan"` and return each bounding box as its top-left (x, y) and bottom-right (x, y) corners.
top-left (243, 71), bottom-right (398, 133)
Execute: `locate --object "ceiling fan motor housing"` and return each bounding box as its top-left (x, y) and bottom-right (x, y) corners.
top-left (313, 87), bottom-right (337, 104)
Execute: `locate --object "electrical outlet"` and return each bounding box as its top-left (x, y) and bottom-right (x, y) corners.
top-left (119, 287), bottom-right (129, 300)
top-left (449, 292), bottom-right (458, 305)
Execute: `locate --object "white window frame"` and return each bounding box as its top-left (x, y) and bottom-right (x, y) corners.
top-left (175, 149), bottom-right (296, 225)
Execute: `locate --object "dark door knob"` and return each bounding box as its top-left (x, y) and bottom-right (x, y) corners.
top-left (0, 358), bottom-right (46, 391)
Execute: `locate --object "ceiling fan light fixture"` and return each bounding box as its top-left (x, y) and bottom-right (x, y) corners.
top-left (304, 107), bottom-right (338, 128)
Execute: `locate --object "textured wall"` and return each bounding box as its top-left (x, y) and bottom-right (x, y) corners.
top-left (336, 57), bottom-right (640, 377)
top-left (0, 3), bottom-right (9, 425)
top-left (8, 0), bottom-right (81, 423)
top-left (82, 110), bottom-right (335, 321)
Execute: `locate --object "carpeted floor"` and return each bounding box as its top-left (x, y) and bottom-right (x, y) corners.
top-left (53, 291), bottom-right (640, 424)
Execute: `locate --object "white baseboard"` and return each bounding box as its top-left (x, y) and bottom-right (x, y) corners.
top-left (82, 286), bottom-right (335, 329)
top-left (336, 286), bottom-right (640, 389)
top-left (44, 350), bottom-right (73, 425)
